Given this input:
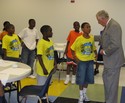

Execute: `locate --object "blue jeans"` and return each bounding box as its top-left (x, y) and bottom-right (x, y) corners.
top-left (21, 45), bottom-right (35, 74)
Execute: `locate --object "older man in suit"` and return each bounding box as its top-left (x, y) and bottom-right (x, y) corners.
top-left (96, 10), bottom-right (125, 103)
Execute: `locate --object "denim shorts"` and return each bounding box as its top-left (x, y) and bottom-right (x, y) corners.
top-left (76, 60), bottom-right (94, 85)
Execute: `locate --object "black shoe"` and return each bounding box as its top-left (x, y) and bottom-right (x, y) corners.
top-left (94, 69), bottom-right (99, 75)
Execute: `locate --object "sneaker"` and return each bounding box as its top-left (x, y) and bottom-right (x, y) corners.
top-left (64, 75), bottom-right (70, 84)
top-left (78, 95), bottom-right (84, 103)
top-left (83, 93), bottom-right (90, 101)
top-left (28, 75), bottom-right (36, 78)
top-left (71, 75), bottom-right (76, 84)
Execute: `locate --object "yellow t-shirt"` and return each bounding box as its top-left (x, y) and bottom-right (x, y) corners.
top-left (2, 34), bottom-right (20, 58)
top-left (71, 35), bottom-right (96, 61)
top-left (36, 39), bottom-right (54, 76)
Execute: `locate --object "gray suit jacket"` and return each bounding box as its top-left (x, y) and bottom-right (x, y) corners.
top-left (101, 18), bottom-right (125, 69)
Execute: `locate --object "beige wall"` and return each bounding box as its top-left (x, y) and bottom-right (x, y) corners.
top-left (0, 0), bottom-right (125, 49)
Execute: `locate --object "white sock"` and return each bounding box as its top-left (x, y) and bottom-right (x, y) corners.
top-left (66, 75), bottom-right (70, 78)
top-left (83, 88), bottom-right (87, 94)
top-left (72, 75), bottom-right (75, 78)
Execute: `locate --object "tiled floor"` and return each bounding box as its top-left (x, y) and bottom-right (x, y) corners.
top-left (94, 65), bottom-right (125, 86)
top-left (5, 65), bottom-right (125, 103)
top-left (52, 65), bottom-right (125, 103)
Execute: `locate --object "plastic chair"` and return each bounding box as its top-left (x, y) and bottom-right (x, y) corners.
top-left (19, 69), bottom-right (56, 103)
top-left (54, 50), bottom-right (67, 81)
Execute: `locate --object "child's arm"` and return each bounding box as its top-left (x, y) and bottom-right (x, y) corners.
top-left (94, 50), bottom-right (98, 61)
top-left (37, 55), bottom-right (48, 75)
top-left (54, 58), bottom-right (57, 70)
top-left (93, 37), bottom-right (98, 60)
top-left (2, 49), bottom-right (7, 59)
top-left (71, 49), bottom-right (79, 63)
top-left (36, 39), bottom-right (39, 46)
top-left (17, 36), bottom-right (25, 48)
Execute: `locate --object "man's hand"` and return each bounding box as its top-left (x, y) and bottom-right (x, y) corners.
top-left (100, 49), bottom-right (104, 55)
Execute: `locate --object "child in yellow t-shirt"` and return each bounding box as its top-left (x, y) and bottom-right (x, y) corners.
top-left (2, 24), bottom-right (20, 62)
top-left (36, 25), bottom-right (56, 102)
top-left (71, 22), bottom-right (97, 103)
top-left (36, 25), bottom-right (56, 85)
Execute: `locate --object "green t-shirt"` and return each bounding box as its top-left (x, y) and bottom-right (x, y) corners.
top-left (2, 34), bottom-right (20, 58)
top-left (71, 35), bottom-right (96, 61)
top-left (36, 39), bottom-right (54, 76)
